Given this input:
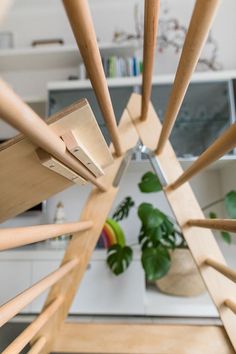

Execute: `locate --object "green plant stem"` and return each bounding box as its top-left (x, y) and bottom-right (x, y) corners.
top-left (202, 198), bottom-right (224, 211)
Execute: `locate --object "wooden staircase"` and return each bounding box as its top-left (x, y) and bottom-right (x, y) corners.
top-left (0, 0), bottom-right (236, 353)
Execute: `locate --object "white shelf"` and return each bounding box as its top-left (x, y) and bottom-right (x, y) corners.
top-left (0, 42), bottom-right (139, 72)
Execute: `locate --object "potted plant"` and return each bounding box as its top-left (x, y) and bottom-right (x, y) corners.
top-left (106, 171), bottom-right (236, 297)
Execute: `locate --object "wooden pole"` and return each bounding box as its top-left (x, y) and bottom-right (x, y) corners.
top-left (0, 80), bottom-right (107, 192)
top-left (156, 0), bottom-right (220, 154)
top-left (188, 218), bottom-right (236, 233)
top-left (225, 299), bottom-right (236, 315)
top-left (2, 298), bottom-right (62, 354)
top-left (63, 0), bottom-right (122, 156)
top-left (205, 258), bottom-right (236, 283)
top-left (0, 221), bottom-right (93, 251)
top-left (141, 0), bottom-right (160, 121)
top-left (27, 337), bottom-right (47, 354)
top-left (170, 123), bottom-right (236, 189)
top-left (0, 259), bottom-right (78, 327)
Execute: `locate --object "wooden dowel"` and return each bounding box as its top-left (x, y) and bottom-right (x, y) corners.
top-left (0, 80), bottom-right (106, 192)
top-left (205, 258), bottom-right (236, 283)
top-left (0, 221), bottom-right (93, 251)
top-left (170, 123), bottom-right (236, 189)
top-left (188, 218), bottom-right (236, 233)
top-left (27, 337), bottom-right (47, 354)
top-left (63, 0), bottom-right (122, 157)
top-left (156, 0), bottom-right (220, 154)
top-left (225, 299), bottom-right (236, 315)
top-left (2, 297), bottom-right (62, 354)
top-left (141, 0), bottom-right (160, 121)
top-left (0, 259), bottom-right (78, 327)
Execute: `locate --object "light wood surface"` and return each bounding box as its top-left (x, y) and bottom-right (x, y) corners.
top-left (0, 99), bottom-right (110, 223)
top-left (156, 0), bottom-right (220, 154)
top-left (53, 322), bottom-right (234, 354)
top-left (31, 108), bottom-right (139, 353)
top-left (0, 79), bottom-right (106, 191)
top-left (205, 258), bottom-right (236, 283)
top-left (127, 93), bottom-right (236, 351)
top-left (0, 259), bottom-right (77, 327)
top-left (62, 130), bottom-right (104, 177)
top-left (141, 0), bottom-right (160, 121)
top-left (36, 148), bottom-right (87, 185)
top-left (0, 0), bottom-right (13, 23)
top-left (188, 218), bottom-right (236, 233)
top-left (225, 300), bottom-right (236, 315)
top-left (2, 297), bottom-right (62, 354)
top-left (63, 0), bottom-right (122, 156)
top-left (170, 123), bottom-right (236, 189)
top-left (0, 221), bottom-right (93, 251)
top-left (27, 337), bottom-right (46, 354)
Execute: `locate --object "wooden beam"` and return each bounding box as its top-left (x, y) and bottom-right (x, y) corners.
top-left (0, 79), bottom-right (106, 191)
top-left (0, 221), bottom-right (93, 251)
top-left (28, 337), bottom-right (46, 354)
top-left (2, 298), bottom-right (62, 354)
top-left (0, 0), bottom-right (14, 23)
top-left (127, 93), bottom-right (236, 351)
top-left (53, 322), bottom-right (234, 354)
top-left (31, 108), bottom-right (139, 353)
top-left (225, 300), bottom-right (236, 316)
top-left (205, 258), bottom-right (236, 283)
top-left (0, 259), bottom-right (77, 327)
top-left (188, 218), bottom-right (236, 233)
top-left (170, 124), bottom-right (236, 189)
top-left (63, 0), bottom-right (122, 156)
top-left (141, 0), bottom-right (160, 121)
top-left (156, 0), bottom-right (220, 154)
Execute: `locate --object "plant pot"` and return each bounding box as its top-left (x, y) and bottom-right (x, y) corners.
top-left (156, 249), bottom-right (206, 297)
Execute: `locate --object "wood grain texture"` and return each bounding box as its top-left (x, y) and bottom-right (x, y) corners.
top-left (156, 0), bottom-right (220, 153)
top-left (31, 108), bottom-right (139, 354)
top-left (205, 258), bottom-right (236, 283)
top-left (127, 93), bottom-right (236, 351)
top-left (0, 99), bottom-right (109, 223)
top-left (53, 322), bottom-right (234, 354)
top-left (2, 297), bottom-right (62, 354)
top-left (63, 0), bottom-right (122, 156)
top-left (0, 259), bottom-right (77, 327)
top-left (141, 0), bottom-right (160, 121)
top-left (0, 221), bottom-right (93, 251)
top-left (171, 124), bottom-right (236, 189)
top-left (188, 218), bottom-right (236, 233)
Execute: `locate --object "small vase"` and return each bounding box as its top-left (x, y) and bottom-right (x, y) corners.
top-left (156, 249), bottom-right (206, 297)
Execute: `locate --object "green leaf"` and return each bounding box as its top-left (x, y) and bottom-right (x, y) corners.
top-left (225, 191), bottom-right (236, 218)
top-left (209, 211), bottom-right (217, 219)
top-left (138, 171), bottom-right (162, 193)
top-left (141, 247), bottom-right (171, 281)
top-left (220, 231), bottom-right (231, 244)
top-left (112, 197), bottom-right (135, 222)
top-left (107, 244), bottom-right (133, 276)
top-left (138, 203), bottom-right (165, 229)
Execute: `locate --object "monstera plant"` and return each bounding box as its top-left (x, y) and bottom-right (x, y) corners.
top-left (106, 171), bottom-right (236, 282)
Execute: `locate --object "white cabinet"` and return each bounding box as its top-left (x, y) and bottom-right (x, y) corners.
top-left (0, 261), bottom-right (31, 313)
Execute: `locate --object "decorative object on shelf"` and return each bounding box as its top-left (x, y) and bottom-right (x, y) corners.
top-left (53, 201), bottom-right (69, 243)
top-left (0, 31), bottom-right (13, 49)
top-left (106, 171), bottom-right (236, 296)
top-left (113, 2), bottom-right (222, 71)
top-left (96, 219), bottom-right (125, 249)
top-left (31, 38), bottom-right (64, 47)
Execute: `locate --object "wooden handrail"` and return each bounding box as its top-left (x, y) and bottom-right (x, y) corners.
top-left (156, 0), bottom-right (220, 154)
top-left (170, 123), bottom-right (236, 189)
top-left (2, 297), bottom-right (62, 354)
top-left (63, 0), bottom-right (122, 157)
top-left (0, 259), bottom-right (78, 327)
top-left (188, 218), bottom-right (236, 233)
top-left (225, 299), bottom-right (236, 315)
top-left (0, 221), bottom-right (93, 251)
top-left (205, 258), bottom-right (236, 283)
top-left (0, 79), bottom-right (106, 192)
top-left (28, 337), bottom-right (47, 354)
top-left (141, 0), bottom-right (160, 121)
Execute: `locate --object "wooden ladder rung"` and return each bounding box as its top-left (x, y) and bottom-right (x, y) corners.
top-left (187, 218), bottom-right (236, 233)
top-left (205, 258), bottom-right (236, 283)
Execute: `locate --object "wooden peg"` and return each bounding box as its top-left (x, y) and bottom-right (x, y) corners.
top-left (62, 130), bottom-right (104, 178)
top-left (36, 148), bottom-right (87, 185)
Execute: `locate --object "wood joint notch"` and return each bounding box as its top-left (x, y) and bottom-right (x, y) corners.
top-left (62, 129), bottom-right (104, 178)
top-left (36, 148), bottom-right (87, 185)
